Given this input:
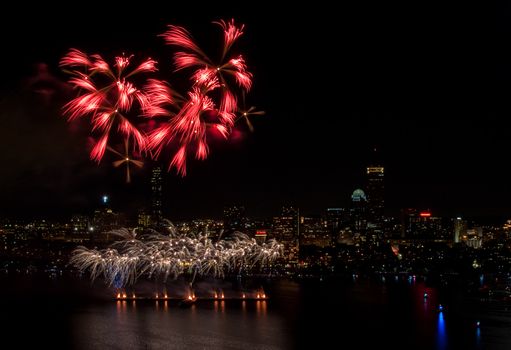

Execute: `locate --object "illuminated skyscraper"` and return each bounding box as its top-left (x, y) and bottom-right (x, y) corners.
top-left (151, 166), bottom-right (163, 224)
top-left (453, 217), bottom-right (466, 243)
top-left (325, 208), bottom-right (346, 245)
top-left (366, 150), bottom-right (384, 224)
top-left (350, 189), bottom-right (367, 233)
top-left (272, 207), bottom-right (300, 264)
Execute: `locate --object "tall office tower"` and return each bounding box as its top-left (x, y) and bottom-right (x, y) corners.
top-left (151, 166), bottom-right (163, 224)
top-left (453, 217), bottom-right (466, 243)
top-left (325, 208), bottom-right (346, 245)
top-left (400, 208), bottom-right (417, 238)
top-left (350, 189), bottom-right (367, 233)
top-left (272, 207), bottom-right (300, 264)
top-left (366, 149), bottom-right (384, 224)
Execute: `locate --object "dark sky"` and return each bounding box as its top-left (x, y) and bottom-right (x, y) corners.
top-left (0, 2), bottom-right (510, 221)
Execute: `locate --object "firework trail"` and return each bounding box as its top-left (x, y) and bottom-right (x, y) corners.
top-left (108, 139), bottom-right (144, 183)
top-left (61, 19), bottom-right (260, 178)
top-left (237, 92), bottom-right (265, 132)
top-left (71, 227), bottom-right (282, 288)
top-left (148, 20), bottom-right (253, 176)
top-left (60, 50), bottom-right (169, 162)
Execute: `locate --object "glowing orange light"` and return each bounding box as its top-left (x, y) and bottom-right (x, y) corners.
top-left (420, 212), bottom-right (431, 217)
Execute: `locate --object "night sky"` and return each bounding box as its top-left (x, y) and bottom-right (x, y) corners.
top-left (0, 3), bottom-right (510, 221)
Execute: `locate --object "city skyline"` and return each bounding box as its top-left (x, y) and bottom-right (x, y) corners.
top-left (0, 3), bottom-right (509, 220)
top-left (0, 6), bottom-right (510, 350)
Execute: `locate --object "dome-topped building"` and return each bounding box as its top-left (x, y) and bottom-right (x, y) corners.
top-left (351, 189), bottom-right (367, 202)
top-left (351, 188), bottom-right (367, 233)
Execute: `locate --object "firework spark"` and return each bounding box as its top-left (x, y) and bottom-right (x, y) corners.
top-left (237, 92), bottom-right (265, 132)
top-left (61, 50), bottom-right (167, 163)
top-left (109, 139), bottom-right (144, 183)
top-left (150, 20), bottom-right (253, 175)
top-left (161, 20), bottom-right (252, 92)
top-left (71, 226), bottom-right (282, 288)
top-left (61, 19), bottom-right (261, 178)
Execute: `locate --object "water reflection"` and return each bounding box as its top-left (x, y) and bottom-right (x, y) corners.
top-left (475, 321), bottom-right (482, 349)
top-left (2, 278), bottom-right (504, 350)
top-left (116, 300), bottom-right (127, 317)
top-left (256, 300), bottom-right (267, 316)
top-left (437, 312), bottom-right (447, 350)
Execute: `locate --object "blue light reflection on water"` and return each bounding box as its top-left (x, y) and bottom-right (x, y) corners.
top-left (437, 311), bottom-right (447, 350)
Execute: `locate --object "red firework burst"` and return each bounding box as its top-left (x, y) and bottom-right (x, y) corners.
top-left (149, 19), bottom-right (253, 175)
top-left (61, 19), bottom-right (258, 179)
top-left (60, 50), bottom-right (168, 162)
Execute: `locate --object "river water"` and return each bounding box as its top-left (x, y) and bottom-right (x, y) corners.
top-left (0, 275), bottom-right (509, 349)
